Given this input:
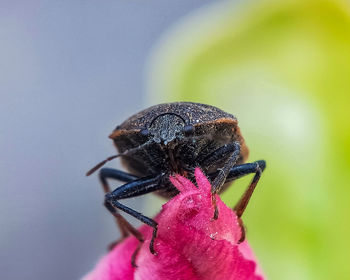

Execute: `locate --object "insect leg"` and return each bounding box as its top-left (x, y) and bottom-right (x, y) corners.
top-left (99, 167), bottom-right (139, 192)
top-left (207, 142), bottom-right (241, 219)
top-left (210, 160), bottom-right (266, 242)
top-left (105, 174), bottom-right (164, 256)
top-left (197, 142), bottom-right (239, 168)
top-left (99, 168), bottom-right (139, 238)
top-left (208, 160), bottom-right (266, 184)
top-left (232, 160), bottom-right (265, 218)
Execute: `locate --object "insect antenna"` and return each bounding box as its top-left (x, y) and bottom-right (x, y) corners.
top-left (86, 139), bottom-right (154, 176)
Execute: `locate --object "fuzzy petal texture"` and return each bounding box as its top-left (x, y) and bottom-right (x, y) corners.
top-left (84, 168), bottom-right (264, 280)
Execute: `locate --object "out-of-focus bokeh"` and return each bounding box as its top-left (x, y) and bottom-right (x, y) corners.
top-left (146, 0), bottom-right (350, 279)
top-left (0, 1), bottom-right (212, 279)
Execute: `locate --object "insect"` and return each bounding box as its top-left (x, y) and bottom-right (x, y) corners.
top-left (87, 102), bottom-right (265, 256)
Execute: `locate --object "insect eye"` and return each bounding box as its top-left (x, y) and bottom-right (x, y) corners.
top-left (182, 125), bottom-right (195, 136)
top-left (140, 128), bottom-right (149, 136)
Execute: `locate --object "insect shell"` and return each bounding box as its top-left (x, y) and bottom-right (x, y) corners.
top-left (108, 102), bottom-right (249, 197)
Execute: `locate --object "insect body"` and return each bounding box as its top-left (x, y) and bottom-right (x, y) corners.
top-left (87, 102), bottom-right (265, 256)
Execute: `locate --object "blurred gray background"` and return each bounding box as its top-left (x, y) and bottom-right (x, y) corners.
top-left (0, 1), bottom-right (212, 279)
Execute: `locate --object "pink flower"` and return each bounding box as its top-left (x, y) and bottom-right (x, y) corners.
top-left (83, 168), bottom-right (264, 280)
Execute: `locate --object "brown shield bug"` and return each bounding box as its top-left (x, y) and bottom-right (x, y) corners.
top-left (87, 102), bottom-right (265, 256)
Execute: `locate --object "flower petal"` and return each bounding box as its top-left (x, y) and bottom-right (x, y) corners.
top-left (82, 234), bottom-right (137, 280)
top-left (84, 168), bottom-right (264, 280)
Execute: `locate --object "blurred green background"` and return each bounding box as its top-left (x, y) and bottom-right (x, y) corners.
top-left (145, 0), bottom-right (350, 279)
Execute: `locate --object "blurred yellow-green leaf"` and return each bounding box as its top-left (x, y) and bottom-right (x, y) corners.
top-left (146, 0), bottom-right (350, 279)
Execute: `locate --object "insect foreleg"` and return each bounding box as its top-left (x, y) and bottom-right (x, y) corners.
top-left (99, 167), bottom-right (139, 193)
top-left (105, 174), bottom-right (164, 257)
top-left (98, 168), bottom-right (139, 238)
top-left (232, 161), bottom-right (265, 218)
top-left (210, 160), bottom-right (266, 243)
